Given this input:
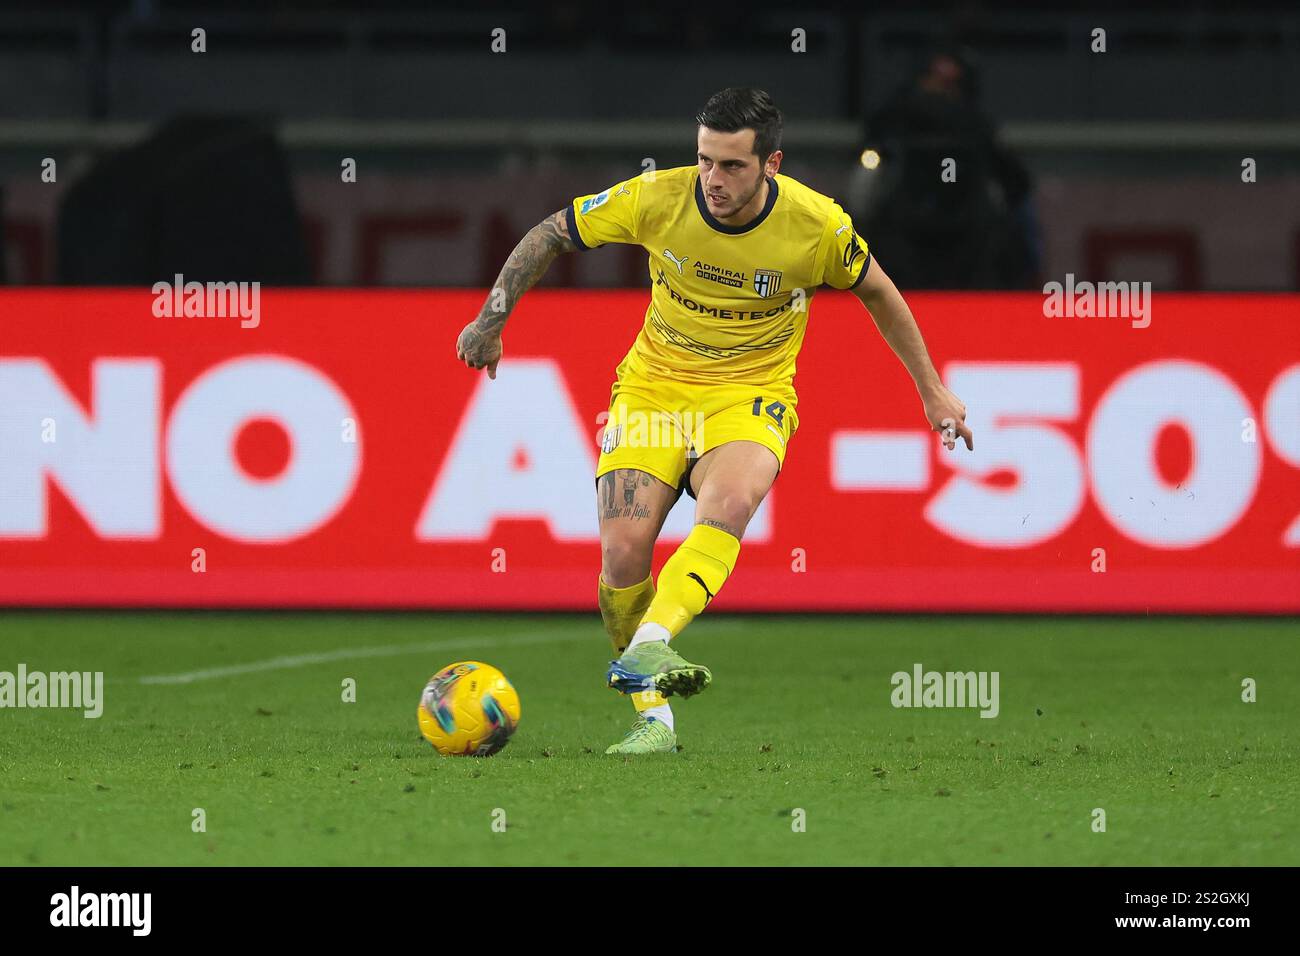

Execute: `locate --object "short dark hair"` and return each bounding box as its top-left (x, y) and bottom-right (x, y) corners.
top-left (696, 88), bottom-right (783, 161)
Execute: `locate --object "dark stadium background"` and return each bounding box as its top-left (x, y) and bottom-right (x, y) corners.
top-left (4, 0), bottom-right (1298, 290)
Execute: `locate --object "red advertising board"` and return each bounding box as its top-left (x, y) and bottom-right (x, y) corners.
top-left (1, 289), bottom-right (1296, 612)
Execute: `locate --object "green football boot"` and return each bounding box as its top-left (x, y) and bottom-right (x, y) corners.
top-left (606, 639), bottom-right (712, 699)
top-left (604, 716), bottom-right (678, 755)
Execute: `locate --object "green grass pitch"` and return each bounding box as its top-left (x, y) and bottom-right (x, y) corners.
top-left (0, 611), bottom-right (1295, 866)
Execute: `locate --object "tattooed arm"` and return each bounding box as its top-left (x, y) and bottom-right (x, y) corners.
top-left (455, 210), bottom-right (578, 379)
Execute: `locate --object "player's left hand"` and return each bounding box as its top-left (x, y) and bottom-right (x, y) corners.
top-left (922, 383), bottom-right (973, 451)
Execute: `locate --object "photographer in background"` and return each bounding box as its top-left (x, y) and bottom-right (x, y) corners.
top-left (849, 44), bottom-right (1041, 290)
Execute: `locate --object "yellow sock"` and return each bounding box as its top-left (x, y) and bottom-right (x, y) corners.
top-left (598, 573), bottom-right (668, 712)
top-left (598, 572), bottom-right (655, 654)
top-left (640, 523), bottom-right (741, 639)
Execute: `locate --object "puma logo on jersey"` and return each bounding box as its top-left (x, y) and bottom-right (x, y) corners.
top-left (835, 220), bottom-right (851, 237)
top-left (615, 184), bottom-right (631, 197)
top-left (663, 249), bottom-right (689, 274)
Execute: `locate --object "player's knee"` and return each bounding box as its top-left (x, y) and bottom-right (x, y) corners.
top-left (600, 533), bottom-right (653, 587)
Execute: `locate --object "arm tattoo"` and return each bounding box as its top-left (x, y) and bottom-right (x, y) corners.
top-left (470, 210), bottom-right (576, 341)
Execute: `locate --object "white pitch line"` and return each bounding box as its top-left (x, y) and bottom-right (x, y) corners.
top-left (136, 619), bottom-right (745, 686)
top-left (137, 629), bottom-right (586, 685)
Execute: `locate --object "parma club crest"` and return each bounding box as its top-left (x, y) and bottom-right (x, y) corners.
top-left (753, 269), bottom-right (782, 297)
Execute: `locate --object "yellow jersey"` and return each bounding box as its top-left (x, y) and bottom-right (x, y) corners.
top-left (566, 165), bottom-right (869, 394)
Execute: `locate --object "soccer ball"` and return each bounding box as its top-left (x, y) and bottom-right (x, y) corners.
top-left (417, 661), bottom-right (521, 757)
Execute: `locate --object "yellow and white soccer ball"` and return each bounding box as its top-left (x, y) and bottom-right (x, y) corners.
top-left (417, 661), bottom-right (521, 757)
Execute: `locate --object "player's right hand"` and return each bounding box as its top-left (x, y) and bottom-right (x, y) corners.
top-left (922, 382), bottom-right (974, 451)
top-left (456, 321), bottom-right (503, 380)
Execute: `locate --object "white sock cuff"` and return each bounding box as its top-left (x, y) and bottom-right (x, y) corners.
top-left (627, 622), bottom-right (671, 650)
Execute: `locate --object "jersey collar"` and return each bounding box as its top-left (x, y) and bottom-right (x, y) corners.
top-left (694, 174), bottom-right (779, 235)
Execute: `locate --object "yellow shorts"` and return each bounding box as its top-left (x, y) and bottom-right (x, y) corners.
top-left (595, 375), bottom-right (799, 500)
